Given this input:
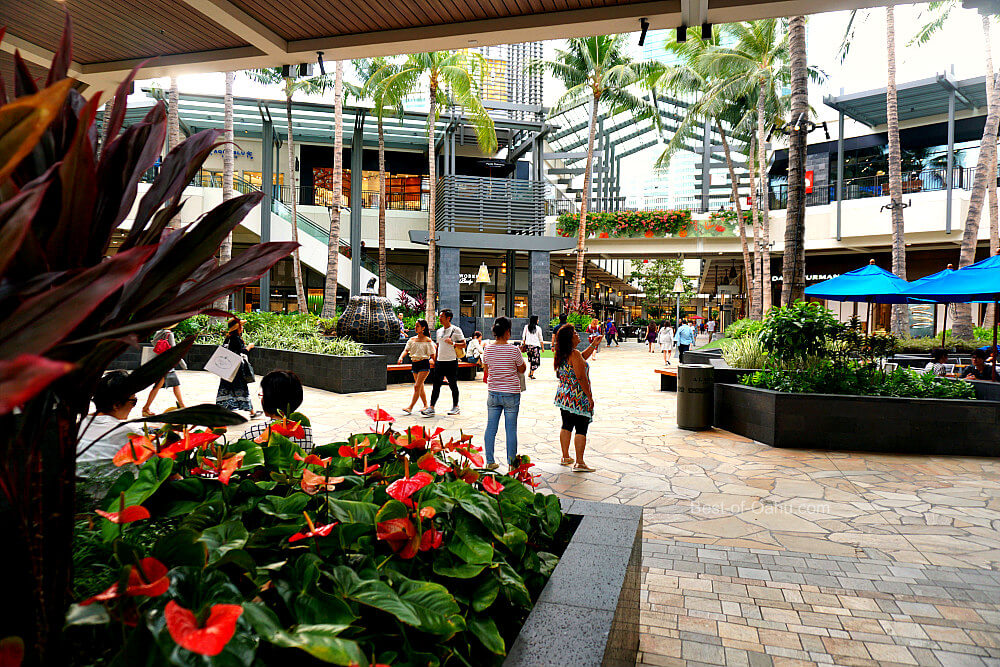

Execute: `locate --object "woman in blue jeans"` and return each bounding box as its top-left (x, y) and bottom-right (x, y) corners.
top-left (481, 317), bottom-right (527, 471)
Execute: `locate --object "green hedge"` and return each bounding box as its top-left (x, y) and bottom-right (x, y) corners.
top-left (173, 313), bottom-right (363, 356)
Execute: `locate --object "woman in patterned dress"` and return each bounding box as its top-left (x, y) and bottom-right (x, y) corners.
top-left (520, 315), bottom-right (543, 379)
top-left (553, 324), bottom-right (597, 472)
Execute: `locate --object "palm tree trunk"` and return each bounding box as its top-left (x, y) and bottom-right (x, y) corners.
top-left (378, 116), bottom-right (387, 298)
top-left (425, 80), bottom-right (438, 322)
top-left (749, 137), bottom-right (762, 319)
top-left (783, 14), bottom-right (808, 307)
top-left (283, 82), bottom-right (307, 314)
top-left (718, 120), bottom-right (754, 312)
top-left (955, 22), bottom-right (1000, 338)
top-left (574, 94), bottom-right (599, 306)
top-left (99, 95), bottom-right (114, 159)
top-left (166, 77), bottom-right (182, 231)
top-left (322, 65), bottom-right (343, 318)
top-left (214, 71), bottom-right (235, 311)
top-left (886, 5), bottom-right (908, 336)
top-left (985, 17), bottom-right (998, 327)
top-left (756, 79), bottom-right (772, 314)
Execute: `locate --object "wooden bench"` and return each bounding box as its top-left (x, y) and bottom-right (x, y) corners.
top-left (387, 361), bottom-right (478, 384)
top-left (655, 368), bottom-right (678, 391)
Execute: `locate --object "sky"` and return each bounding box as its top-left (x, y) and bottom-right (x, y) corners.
top-left (139, 4), bottom-right (997, 198)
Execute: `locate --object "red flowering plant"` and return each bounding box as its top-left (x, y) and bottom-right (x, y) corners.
top-left (68, 408), bottom-right (570, 666)
top-left (556, 209), bottom-right (698, 238)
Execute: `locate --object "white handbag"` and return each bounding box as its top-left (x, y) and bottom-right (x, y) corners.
top-left (518, 372), bottom-right (527, 392)
top-left (204, 345), bottom-right (242, 382)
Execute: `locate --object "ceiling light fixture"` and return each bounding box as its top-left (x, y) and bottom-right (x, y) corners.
top-left (638, 18), bottom-right (650, 46)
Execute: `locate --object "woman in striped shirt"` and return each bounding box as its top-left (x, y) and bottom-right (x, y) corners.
top-left (481, 317), bottom-right (527, 470)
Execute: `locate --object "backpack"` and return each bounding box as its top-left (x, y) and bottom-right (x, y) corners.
top-left (153, 334), bottom-right (172, 355)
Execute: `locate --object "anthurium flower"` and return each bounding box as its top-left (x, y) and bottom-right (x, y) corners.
top-left (338, 442), bottom-right (374, 459)
top-left (376, 517), bottom-right (420, 559)
top-left (417, 452), bottom-right (452, 476)
top-left (364, 407), bottom-right (395, 423)
top-left (419, 506), bottom-right (436, 519)
top-left (159, 430), bottom-right (220, 459)
top-left (270, 418), bottom-right (305, 440)
top-left (193, 452), bottom-right (245, 485)
top-left (300, 469), bottom-right (345, 495)
top-left (386, 471), bottom-right (433, 503)
top-left (293, 452), bottom-right (332, 466)
top-left (113, 434), bottom-right (156, 467)
top-left (353, 463), bottom-right (380, 475)
top-left (81, 558), bottom-right (170, 604)
top-left (95, 505), bottom-right (151, 524)
top-left (419, 526), bottom-right (443, 552)
top-left (289, 512), bottom-right (338, 543)
top-left (481, 476), bottom-right (504, 495)
top-left (456, 447), bottom-right (484, 468)
top-left (456, 468), bottom-right (480, 485)
top-left (164, 601), bottom-right (243, 657)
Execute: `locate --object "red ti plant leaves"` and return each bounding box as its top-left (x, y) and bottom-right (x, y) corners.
top-left (0, 78), bottom-right (73, 184)
top-left (45, 14), bottom-right (73, 87)
top-left (164, 601), bottom-right (243, 656)
top-left (95, 505), bottom-right (150, 524)
top-left (0, 181), bottom-right (47, 277)
top-left (80, 558), bottom-right (170, 604)
top-left (0, 354), bottom-right (74, 414)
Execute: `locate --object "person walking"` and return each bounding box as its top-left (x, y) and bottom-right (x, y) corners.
top-left (645, 322), bottom-right (657, 353)
top-left (216, 317), bottom-right (261, 417)
top-left (399, 319), bottom-right (436, 415)
top-left (675, 319), bottom-right (696, 363)
top-left (423, 309), bottom-right (465, 417)
top-left (482, 317), bottom-right (526, 470)
top-left (706, 318), bottom-right (716, 342)
top-left (605, 318), bottom-right (618, 347)
top-left (658, 320), bottom-right (675, 366)
top-left (141, 324), bottom-right (187, 416)
top-left (586, 319), bottom-right (602, 359)
top-left (520, 315), bottom-right (544, 379)
top-left (553, 324), bottom-right (596, 472)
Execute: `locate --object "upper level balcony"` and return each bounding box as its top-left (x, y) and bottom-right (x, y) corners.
top-left (435, 175), bottom-right (546, 236)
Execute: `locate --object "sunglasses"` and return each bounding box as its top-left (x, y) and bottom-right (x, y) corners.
top-left (126, 397), bottom-right (138, 406)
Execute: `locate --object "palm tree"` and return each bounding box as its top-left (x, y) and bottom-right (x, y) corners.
top-left (652, 28), bottom-right (760, 318)
top-left (532, 35), bottom-right (659, 306)
top-left (350, 57), bottom-right (404, 298)
top-left (246, 68), bottom-right (331, 314)
top-left (166, 76), bottom-right (182, 231)
top-left (376, 51), bottom-right (498, 321)
top-left (784, 15), bottom-right (808, 307)
top-left (214, 71), bottom-right (236, 311)
top-left (883, 5), bottom-right (909, 336)
top-left (321, 60), bottom-right (344, 319)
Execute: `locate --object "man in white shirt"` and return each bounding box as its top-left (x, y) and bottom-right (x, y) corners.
top-left (706, 319), bottom-right (716, 341)
top-left (422, 309), bottom-right (466, 417)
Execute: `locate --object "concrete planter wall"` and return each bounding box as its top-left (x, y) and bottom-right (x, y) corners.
top-left (111, 344), bottom-right (386, 394)
top-left (714, 383), bottom-right (1000, 456)
top-left (504, 499), bottom-right (642, 667)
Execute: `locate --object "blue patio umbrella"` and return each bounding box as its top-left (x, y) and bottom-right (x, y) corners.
top-left (804, 260), bottom-right (910, 333)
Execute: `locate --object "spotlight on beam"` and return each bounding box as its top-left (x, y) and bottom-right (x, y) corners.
top-left (701, 23), bottom-right (712, 40)
top-left (676, 25), bottom-right (687, 42)
top-left (638, 18), bottom-right (650, 46)
top-left (317, 51), bottom-right (326, 75)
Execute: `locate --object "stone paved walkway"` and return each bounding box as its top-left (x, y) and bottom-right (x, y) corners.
top-left (136, 341), bottom-right (1000, 666)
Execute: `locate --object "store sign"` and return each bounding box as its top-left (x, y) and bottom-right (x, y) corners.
top-left (771, 273), bottom-right (840, 282)
top-left (459, 273), bottom-right (477, 285)
top-left (211, 148), bottom-right (254, 160)
top-left (805, 170), bottom-right (814, 194)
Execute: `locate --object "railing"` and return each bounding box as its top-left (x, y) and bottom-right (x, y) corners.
top-left (436, 175), bottom-right (546, 235)
top-left (769, 166), bottom-right (979, 210)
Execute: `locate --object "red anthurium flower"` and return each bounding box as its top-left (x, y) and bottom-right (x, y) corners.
top-left (164, 601), bottom-right (243, 657)
top-left (456, 469), bottom-right (480, 485)
top-left (338, 442), bottom-right (374, 459)
top-left (419, 526), bottom-right (443, 551)
top-left (376, 517), bottom-right (420, 559)
top-left (81, 558), bottom-right (170, 604)
top-left (270, 419), bottom-right (305, 440)
top-left (417, 452), bottom-right (452, 476)
top-left (113, 434), bottom-right (156, 467)
top-left (195, 452), bottom-right (245, 485)
top-left (96, 505), bottom-right (151, 524)
top-left (456, 447), bottom-right (484, 468)
top-left (386, 471), bottom-right (433, 503)
top-left (481, 476), bottom-right (504, 495)
top-left (365, 407), bottom-right (395, 424)
top-left (353, 463), bottom-right (380, 475)
top-left (159, 430), bottom-right (220, 459)
top-left (300, 468), bottom-right (345, 495)
top-left (289, 512), bottom-right (338, 543)
top-left (293, 452), bottom-right (332, 466)
top-left (419, 506), bottom-right (436, 519)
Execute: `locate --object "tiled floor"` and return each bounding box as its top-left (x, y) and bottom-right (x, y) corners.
top-left (138, 340), bottom-right (1000, 666)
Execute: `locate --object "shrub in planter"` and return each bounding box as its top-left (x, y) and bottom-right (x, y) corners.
top-left (555, 209), bottom-right (697, 238)
top-left (725, 318), bottom-right (764, 340)
top-left (67, 412), bottom-right (567, 667)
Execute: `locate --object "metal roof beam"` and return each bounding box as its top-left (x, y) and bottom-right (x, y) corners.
top-left (936, 71), bottom-right (975, 110)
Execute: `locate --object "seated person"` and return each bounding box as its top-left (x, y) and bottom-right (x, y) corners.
top-left (924, 348), bottom-right (949, 377)
top-left (464, 331), bottom-right (485, 365)
top-left (960, 349), bottom-right (997, 381)
top-left (242, 370), bottom-right (314, 451)
top-left (77, 370), bottom-right (139, 502)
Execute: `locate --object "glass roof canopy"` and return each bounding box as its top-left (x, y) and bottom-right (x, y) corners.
top-left (824, 72), bottom-right (989, 128)
top-left (124, 90), bottom-right (544, 152)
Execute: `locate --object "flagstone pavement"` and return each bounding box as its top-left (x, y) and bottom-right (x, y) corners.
top-left (140, 339), bottom-right (1000, 666)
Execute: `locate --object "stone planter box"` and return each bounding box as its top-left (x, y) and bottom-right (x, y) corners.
top-left (714, 383), bottom-right (1000, 456)
top-left (504, 498), bottom-right (641, 667)
top-left (111, 344), bottom-right (386, 394)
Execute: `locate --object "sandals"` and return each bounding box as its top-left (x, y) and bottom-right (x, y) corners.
top-left (141, 407), bottom-right (153, 417)
top-left (402, 407), bottom-right (412, 415)
top-left (559, 457), bottom-right (574, 466)
top-left (572, 463), bottom-right (596, 473)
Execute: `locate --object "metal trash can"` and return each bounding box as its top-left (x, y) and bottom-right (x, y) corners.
top-left (677, 364), bottom-right (714, 431)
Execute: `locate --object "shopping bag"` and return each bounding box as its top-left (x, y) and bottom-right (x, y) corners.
top-left (205, 345), bottom-right (242, 382)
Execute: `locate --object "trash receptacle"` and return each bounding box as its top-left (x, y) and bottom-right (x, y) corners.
top-left (677, 364), bottom-right (714, 430)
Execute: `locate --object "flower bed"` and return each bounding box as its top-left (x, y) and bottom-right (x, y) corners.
top-left (68, 412), bottom-right (571, 666)
top-left (556, 209), bottom-right (736, 239)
